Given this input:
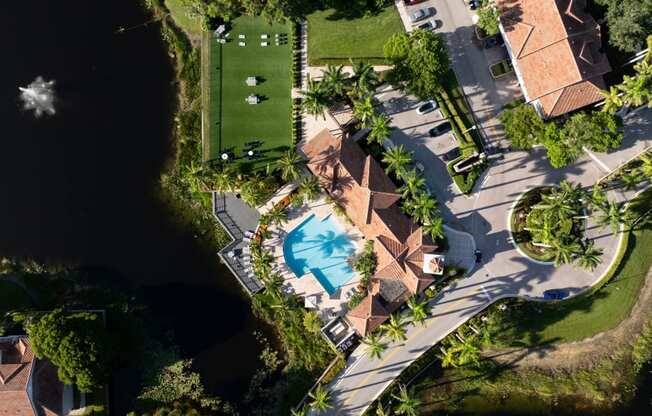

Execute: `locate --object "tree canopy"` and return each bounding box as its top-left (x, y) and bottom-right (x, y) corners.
top-left (595, 0), bottom-right (652, 52)
top-left (384, 29), bottom-right (450, 100)
top-left (25, 309), bottom-right (111, 392)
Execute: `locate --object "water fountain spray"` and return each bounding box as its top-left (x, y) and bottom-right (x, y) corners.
top-left (19, 76), bottom-right (56, 117)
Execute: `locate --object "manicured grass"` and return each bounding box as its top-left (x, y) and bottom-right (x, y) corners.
top-left (307, 5), bottom-right (404, 65)
top-left (0, 279), bottom-right (32, 315)
top-left (165, 0), bottom-right (202, 35)
top-left (487, 188), bottom-right (652, 347)
top-left (205, 16), bottom-right (292, 171)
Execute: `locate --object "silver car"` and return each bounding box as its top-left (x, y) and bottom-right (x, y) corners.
top-left (409, 7), bottom-right (435, 23)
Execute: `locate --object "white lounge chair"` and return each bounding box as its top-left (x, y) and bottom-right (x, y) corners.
top-left (261, 42), bottom-right (268, 47)
top-left (261, 34), bottom-right (268, 39)
top-left (244, 230), bottom-right (255, 238)
top-left (239, 34), bottom-right (245, 39)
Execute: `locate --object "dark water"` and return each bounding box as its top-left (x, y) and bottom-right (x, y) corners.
top-left (0, 0), bottom-right (264, 409)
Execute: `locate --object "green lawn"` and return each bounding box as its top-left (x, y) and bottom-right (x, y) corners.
top-left (204, 16), bottom-right (292, 172)
top-left (0, 279), bottom-right (32, 316)
top-left (487, 188), bottom-right (652, 346)
top-left (165, 0), bottom-right (202, 35)
top-left (307, 5), bottom-right (404, 65)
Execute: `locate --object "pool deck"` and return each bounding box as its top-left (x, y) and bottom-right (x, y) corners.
top-left (263, 195), bottom-right (365, 321)
top-left (212, 192), bottom-right (264, 295)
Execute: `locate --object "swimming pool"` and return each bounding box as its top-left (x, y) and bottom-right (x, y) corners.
top-left (283, 214), bottom-right (356, 295)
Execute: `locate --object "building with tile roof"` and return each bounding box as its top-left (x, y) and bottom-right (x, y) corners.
top-left (497, 0), bottom-right (611, 119)
top-left (0, 336), bottom-right (63, 416)
top-left (302, 129), bottom-right (439, 336)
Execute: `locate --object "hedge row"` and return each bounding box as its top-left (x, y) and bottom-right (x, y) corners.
top-left (291, 21), bottom-right (303, 89)
top-left (291, 98), bottom-right (303, 145)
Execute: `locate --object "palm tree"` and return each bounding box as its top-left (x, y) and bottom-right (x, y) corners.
top-left (375, 404), bottom-right (391, 416)
top-left (577, 241), bottom-right (603, 271)
top-left (290, 406), bottom-right (308, 416)
top-left (600, 86), bottom-right (623, 114)
top-left (409, 193), bottom-right (439, 225)
top-left (382, 145), bottom-right (412, 177)
top-left (240, 176), bottom-right (270, 207)
top-left (392, 384), bottom-right (421, 416)
top-left (438, 346), bottom-right (458, 368)
top-left (321, 64), bottom-right (346, 97)
top-left (422, 216), bottom-right (445, 241)
top-left (182, 161), bottom-right (210, 193)
top-left (353, 95), bottom-right (376, 127)
top-left (457, 337), bottom-right (481, 367)
top-left (639, 153), bottom-right (652, 179)
top-left (368, 113), bottom-right (393, 146)
top-left (598, 201), bottom-right (625, 233)
top-left (590, 183), bottom-right (608, 208)
top-left (362, 331), bottom-right (388, 360)
top-left (350, 60), bottom-right (379, 98)
top-left (278, 148), bottom-right (305, 182)
top-left (551, 239), bottom-right (582, 267)
top-left (406, 296), bottom-right (430, 326)
top-left (620, 170), bottom-right (642, 191)
top-left (302, 78), bottom-right (330, 119)
top-left (213, 165), bottom-right (239, 192)
top-left (299, 175), bottom-right (321, 201)
top-left (381, 313), bottom-right (410, 343)
top-left (398, 169), bottom-right (426, 198)
top-left (308, 384), bottom-right (332, 414)
top-left (619, 73), bottom-right (648, 108)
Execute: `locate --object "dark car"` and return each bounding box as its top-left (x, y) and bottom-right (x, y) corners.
top-left (543, 289), bottom-right (570, 300)
top-left (404, 0), bottom-right (427, 5)
top-left (468, 0), bottom-right (479, 10)
top-left (483, 35), bottom-right (505, 49)
top-left (429, 121), bottom-right (453, 137)
top-left (474, 250), bottom-right (482, 264)
top-left (442, 147), bottom-right (461, 162)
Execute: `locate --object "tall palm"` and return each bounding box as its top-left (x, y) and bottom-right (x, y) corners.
top-left (577, 241), bottom-right (603, 271)
top-left (362, 332), bottom-right (388, 360)
top-left (457, 337), bottom-right (481, 367)
top-left (410, 193), bottom-right (439, 225)
top-left (382, 145), bottom-right (412, 177)
top-left (368, 113), bottom-right (393, 146)
top-left (438, 346), bottom-right (458, 368)
top-left (278, 148), bottom-right (304, 182)
top-left (302, 78), bottom-right (329, 119)
top-left (598, 201), bottom-right (625, 233)
top-left (263, 206), bottom-right (288, 227)
top-left (392, 385), bottom-right (421, 416)
top-left (290, 406), bottom-right (308, 416)
top-left (639, 153), bottom-right (652, 179)
top-left (183, 160), bottom-right (210, 193)
top-left (620, 170), bottom-right (642, 191)
top-left (619, 74), bottom-right (648, 108)
top-left (299, 175), bottom-right (321, 201)
top-left (398, 169), bottom-right (426, 198)
top-left (214, 165), bottom-right (239, 192)
top-left (308, 384), bottom-right (332, 414)
top-left (264, 272), bottom-right (284, 294)
top-left (406, 296), bottom-right (430, 326)
top-left (599, 86), bottom-right (623, 114)
top-left (353, 95), bottom-right (376, 127)
top-left (422, 216), bottom-right (445, 241)
top-left (590, 183), bottom-right (608, 208)
top-left (551, 239), bottom-right (582, 267)
top-left (350, 60), bottom-right (379, 98)
top-left (381, 313), bottom-right (410, 343)
top-left (322, 64), bottom-right (346, 97)
top-left (375, 404), bottom-right (391, 416)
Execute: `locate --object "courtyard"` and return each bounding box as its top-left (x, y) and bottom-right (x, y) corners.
top-left (203, 16), bottom-right (293, 171)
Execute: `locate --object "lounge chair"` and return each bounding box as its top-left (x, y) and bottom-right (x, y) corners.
top-left (239, 34), bottom-right (245, 39)
top-left (261, 34), bottom-right (268, 39)
top-left (261, 42), bottom-right (268, 47)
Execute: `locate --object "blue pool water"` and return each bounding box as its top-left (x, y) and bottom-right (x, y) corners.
top-left (283, 214), bottom-right (356, 295)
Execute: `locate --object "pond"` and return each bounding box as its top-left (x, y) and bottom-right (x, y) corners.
top-left (0, 0), bottom-right (267, 411)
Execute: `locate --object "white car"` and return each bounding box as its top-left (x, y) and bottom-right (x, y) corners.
top-left (416, 100), bottom-right (438, 115)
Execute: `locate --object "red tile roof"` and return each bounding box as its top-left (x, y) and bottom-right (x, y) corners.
top-left (302, 129), bottom-right (439, 335)
top-left (346, 294), bottom-right (389, 336)
top-left (0, 337), bottom-right (63, 416)
top-left (497, 0), bottom-right (610, 118)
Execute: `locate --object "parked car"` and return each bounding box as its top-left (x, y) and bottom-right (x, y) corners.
top-left (483, 35), bottom-right (505, 49)
top-left (404, 0), bottom-right (427, 5)
top-left (468, 0), bottom-right (479, 10)
top-left (474, 250), bottom-right (482, 264)
top-left (416, 100), bottom-right (438, 115)
top-left (543, 289), bottom-right (570, 300)
top-left (417, 19), bottom-right (440, 31)
top-left (409, 7), bottom-right (435, 23)
top-left (429, 121), bottom-right (452, 136)
top-left (442, 147), bottom-right (461, 162)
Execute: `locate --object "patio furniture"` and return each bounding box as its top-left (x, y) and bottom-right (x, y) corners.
top-left (261, 42), bottom-right (269, 47)
top-left (261, 34), bottom-right (268, 39)
top-left (304, 295), bottom-right (318, 309)
top-left (242, 246), bottom-right (251, 255)
top-left (221, 153), bottom-right (229, 161)
top-left (246, 95), bottom-right (259, 105)
top-left (239, 34), bottom-right (245, 39)
top-left (244, 230), bottom-right (255, 238)
top-left (246, 76), bottom-right (257, 86)
top-left (219, 39), bottom-right (226, 44)
top-left (238, 41), bottom-right (245, 47)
